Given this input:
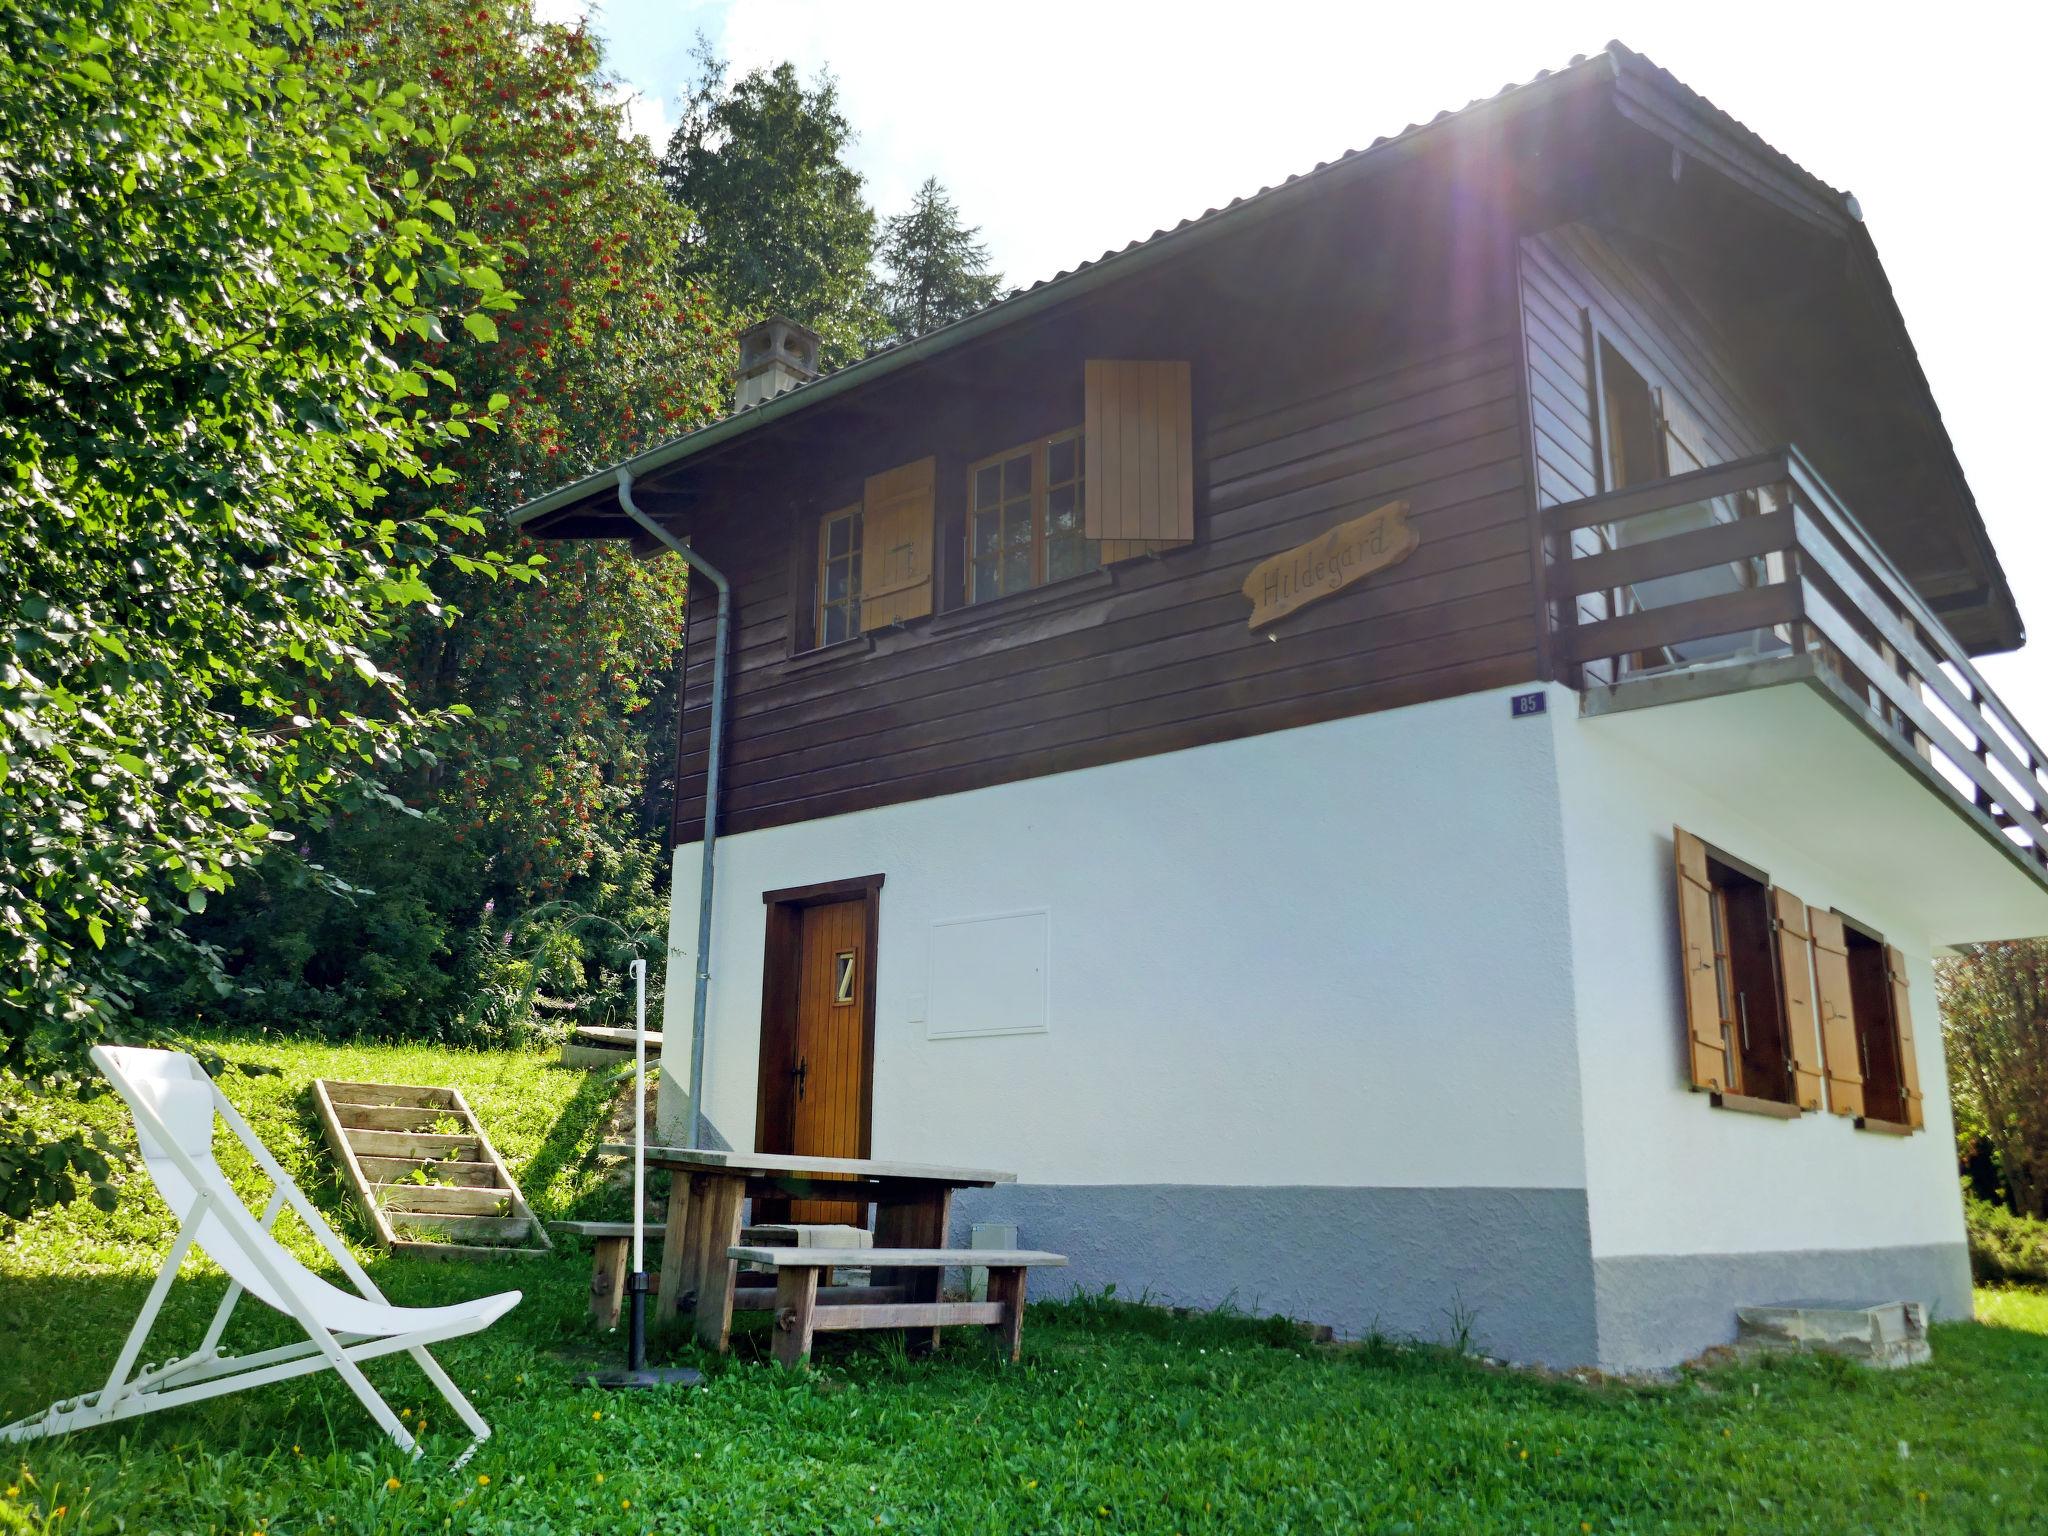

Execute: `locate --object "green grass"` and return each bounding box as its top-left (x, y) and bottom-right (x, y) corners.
top-left (4, 1037), bottom-right (2047, 1534)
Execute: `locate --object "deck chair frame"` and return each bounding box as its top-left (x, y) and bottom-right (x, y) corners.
top-left (0, 1054), bottom-right (498, 1466)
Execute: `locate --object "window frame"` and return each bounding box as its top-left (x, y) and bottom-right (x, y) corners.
top-left (1832, 910), bottom-right (1913, 1128)
top-left (814, 502), bottom-right (864, 648)
top-left (964, 426), bottom-right (1095, 606)
top-left (1698, 846), bottom-right (1799, 1111)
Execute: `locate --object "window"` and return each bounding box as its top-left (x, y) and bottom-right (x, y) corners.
top-left (1673, 829), bottom-right (1825, 1114)
top-left (816, 504), bottom-right (862, 646)
top-left (1696, 853), bottom-right (1795, 1106)
top-left (967, 428), bottom-right (1096, 604)
top-left (1599, 340), bottom-right (1662, 490)
top-left (1844, 927), bottom-right (1905, 1123)
top-left (1812, 911), bottom-right (1924, 1130)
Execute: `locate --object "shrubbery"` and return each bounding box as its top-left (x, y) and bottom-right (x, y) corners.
top-left (1962, 1185), bottom-right (2048, 1286)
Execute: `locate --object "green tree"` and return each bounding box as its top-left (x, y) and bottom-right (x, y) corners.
top-left (877, 176), bottom-right (1004, 341)
top-left (660, 43), bottom-right (879, 363)
top-left (1940, 941), bottom-right (2048, 1217)
top-left (0, 0), bottom-right (519, 1216)
top-left (159, 0), bottom-right (729, 1045)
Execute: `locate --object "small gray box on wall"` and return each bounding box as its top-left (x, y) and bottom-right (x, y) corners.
top-left (969, 1221), bottom-right (1020, 1302)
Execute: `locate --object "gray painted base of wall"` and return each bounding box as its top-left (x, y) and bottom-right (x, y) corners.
top-left (1593, 1243), bottom-right (1974, 1373)
top-left (950, 1183), bottom-right (1599, 1369)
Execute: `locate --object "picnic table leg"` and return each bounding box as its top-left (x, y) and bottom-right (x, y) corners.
top-left (653, 1174), bottom-right (700, 1336)
top-left (986, 1267), bottom-right (1027, 1362)
top-left (591, 1236), bottom-right (630, 1331)
top-left (872, 1188), bottom-right (953, 1356)
top-left (691, 1174), bottom-right (747, 1354)
top-left (772, 1267), bottom-right (820, 1368)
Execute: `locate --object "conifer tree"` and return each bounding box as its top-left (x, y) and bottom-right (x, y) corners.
top-left (660, 43), bottom-right (880, 364)
top-left (877, 176), bottom-right (1004, 341)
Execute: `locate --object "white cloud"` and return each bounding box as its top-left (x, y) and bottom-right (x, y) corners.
top-left (529, 0), bottom-right (589, 26)
top-left (608, 81), bottom-right (673, 150)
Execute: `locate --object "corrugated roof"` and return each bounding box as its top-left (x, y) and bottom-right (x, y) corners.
top-left (510, 45), bottom-right (1637, 528)
top-left (510, 39), bottom-right (1865, 531)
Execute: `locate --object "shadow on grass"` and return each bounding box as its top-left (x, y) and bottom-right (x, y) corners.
top-left (522, 1063), bottom-right (637, 1222)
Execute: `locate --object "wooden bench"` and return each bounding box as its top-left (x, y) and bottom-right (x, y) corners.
top-left (727, 1245), bottom-right (1067, 1367)
top-left (551, 1220), bottom-right (869, 1328)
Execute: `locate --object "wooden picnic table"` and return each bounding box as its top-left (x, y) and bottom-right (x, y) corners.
top-left (600, 1144), bottom-right (1014, 1352)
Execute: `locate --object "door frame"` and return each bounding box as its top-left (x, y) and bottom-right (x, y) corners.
top-left (755, 873), bottom-right (884, 1161)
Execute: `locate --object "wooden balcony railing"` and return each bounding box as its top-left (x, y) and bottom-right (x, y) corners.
top-left (1544, 446), bottom-right (2048, 880)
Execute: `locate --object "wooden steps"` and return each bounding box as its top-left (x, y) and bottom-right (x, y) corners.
top-left (311, 1079), bottom-right (551, 1261)
top-left (560, 1025), bottom-right (664, 1071)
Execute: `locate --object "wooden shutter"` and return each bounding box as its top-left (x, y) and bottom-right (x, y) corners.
top-left (1674, 829), bottom-right (1732, 1092)
top-left (1886, 945), bottom-right (1925, 1130)
top-left (1084, 360), bottom-right (1193, 560)
top-left (859, 456), bottom-right (935, 629)
top-left (1808, 908), bottom-right (1865, 1119)
top-left (1770, 889), bottom-right (1823, 1111)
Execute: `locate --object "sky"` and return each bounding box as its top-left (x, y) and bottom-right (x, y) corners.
top-left (542, 0), bottom-right (2048, 735)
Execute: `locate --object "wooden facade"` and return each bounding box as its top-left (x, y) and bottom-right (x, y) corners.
top-left (514, 45), bottom-right (2028, 855)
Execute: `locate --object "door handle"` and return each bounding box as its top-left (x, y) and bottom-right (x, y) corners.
top-left (793, 1055), bottom-right (808, 1101)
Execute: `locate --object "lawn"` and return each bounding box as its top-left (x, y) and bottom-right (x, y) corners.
top-left (2, 1038), bottom-right (2045, 1535)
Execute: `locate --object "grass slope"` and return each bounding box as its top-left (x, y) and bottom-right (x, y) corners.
top-left (2, 1037), bottom-right (2046, 1534)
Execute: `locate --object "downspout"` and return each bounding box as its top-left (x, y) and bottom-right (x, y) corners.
top-left (617, 468), bottom-right (728, 1151)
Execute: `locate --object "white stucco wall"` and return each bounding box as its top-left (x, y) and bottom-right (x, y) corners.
top-left (1547, 678), bottom-right (2021, 1266)
top-left (660, 684), bottom-right (1588, 1193)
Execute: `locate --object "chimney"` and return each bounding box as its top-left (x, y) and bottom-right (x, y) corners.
top-left (734, 316), bottom-right (822, 410)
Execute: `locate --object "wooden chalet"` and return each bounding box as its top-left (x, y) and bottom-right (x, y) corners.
top-left (512, 43), bottom-right (2048, 1369)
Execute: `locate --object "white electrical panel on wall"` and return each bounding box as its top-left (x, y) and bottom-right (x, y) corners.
top-left (926, 908), bottom-right (1050, 1039)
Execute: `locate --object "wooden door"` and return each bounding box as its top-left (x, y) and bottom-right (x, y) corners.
top-left (756, 881), bottom-right (880, 1226)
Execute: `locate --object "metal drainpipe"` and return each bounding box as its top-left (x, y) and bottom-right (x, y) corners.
top-left (617, 468), bottom-right (728, 1151)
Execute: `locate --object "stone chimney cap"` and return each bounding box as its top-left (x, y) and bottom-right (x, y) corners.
top-left (736, 316), bottom-right (823, 410)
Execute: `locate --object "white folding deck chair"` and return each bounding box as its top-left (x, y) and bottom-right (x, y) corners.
top-left (0, 1046), bottom-right (519, 1466)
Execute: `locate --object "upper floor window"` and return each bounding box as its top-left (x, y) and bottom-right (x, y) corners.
top-left (1600, 340), bottom-right (1663, 490)
top-left (967, 428), bottom-right (1096, 604)
top-left (817, 504), bottom-right (863, 645)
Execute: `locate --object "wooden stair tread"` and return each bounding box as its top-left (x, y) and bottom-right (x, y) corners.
top-left (375, 1184), bottom-right (513, 1215)
top-left (336, 1104), bottom-right (475, 1133)
top-left (344, 1128), bottom-right (484, 1159)
top-left (323, 1081), bottom-right (458, 1109)
top-left (357, 1155), bottom-right (501, 1188)
top-left (391, 1240), bottom-right (550, 1262)
top-left (388, 1211), bottom-right (536, 1242)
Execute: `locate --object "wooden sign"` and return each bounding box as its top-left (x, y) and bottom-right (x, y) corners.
top-left (1242, 499), bottom-right (1417, 631)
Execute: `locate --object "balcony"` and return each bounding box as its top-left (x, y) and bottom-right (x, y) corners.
top-left (1543, 446), bottom-right (2048, 892)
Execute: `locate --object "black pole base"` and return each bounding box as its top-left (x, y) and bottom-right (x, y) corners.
top-left (581, 1272), bottom-right (703, 1390)
top-left (586, 1365), bottom-right (704, 1390)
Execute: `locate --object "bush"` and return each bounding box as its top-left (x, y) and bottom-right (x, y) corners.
top-left (138, 794), bottom-right (669, 1049)
top-left (1963, 1185), bottom-right (2048, 1286)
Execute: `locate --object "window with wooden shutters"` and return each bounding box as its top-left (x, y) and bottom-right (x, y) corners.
top-left (1812, 913), bottom-right (1922, 1131)
top-left (1671, 829), bottom-right (1801, 1112)
top-left (859, 456), bottom-right (936, 629)
top-left (1083, 359), bottom-right (1194, 560)
top-left (1808, 908), bottom-right (1866, 1120)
